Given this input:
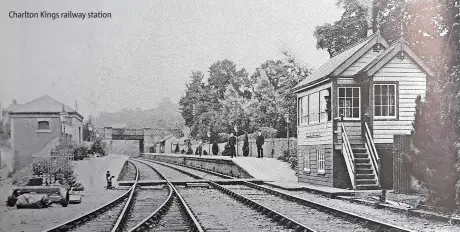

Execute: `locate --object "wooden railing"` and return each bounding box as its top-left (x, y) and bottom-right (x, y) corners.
top-left (340, 122), bottom-right (356, 189)
top-left (364, 122), bottom-right (381, 187)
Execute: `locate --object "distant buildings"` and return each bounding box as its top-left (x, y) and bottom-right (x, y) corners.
top-left (9, 95), bottom-right (84, 172)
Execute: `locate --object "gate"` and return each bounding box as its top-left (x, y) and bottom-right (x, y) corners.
top-left (393, 134), bottom-right (411, 193)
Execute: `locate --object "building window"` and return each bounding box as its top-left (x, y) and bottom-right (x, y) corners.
top-left (317, 150), bottom-right (325, 174)
top-left (309, 92), bottom-right (319, 124)
top-left (319, 89), bottom-right (330, 122)
top-left (303, 150), bottom-right (310, 172)
top-left (298, 96), bottom-right (309, 124)
top-left (374, 84), bottom-right (396, 118)
top-left (37, 121), bottom-right (50, 130)
top-left (338, 87), bottom-right (360, 119)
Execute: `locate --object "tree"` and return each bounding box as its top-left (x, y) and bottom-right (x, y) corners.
top-left (243, 133), bottom-right (249, 157)
top-left (314, 0), bottom-right (450, 63)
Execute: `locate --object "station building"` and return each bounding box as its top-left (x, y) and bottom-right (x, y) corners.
top-left (9, 95), bottom-right (84, 172)
top-left (293, 31), bottom-right (434, 190)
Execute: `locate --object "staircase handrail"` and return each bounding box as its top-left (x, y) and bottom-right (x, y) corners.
top-left (341, 122), bottom-right (356, 189)
top-left (364, 122), bottom-right (380, 186)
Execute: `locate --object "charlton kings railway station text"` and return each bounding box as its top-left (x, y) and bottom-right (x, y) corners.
top-left (9, 11), bottom-right (112, 20)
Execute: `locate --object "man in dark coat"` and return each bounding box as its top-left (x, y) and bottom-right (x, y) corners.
top-left (256, 130), bottom-right (265, 158)
top-left (228, 133), bottom-right (236, 158)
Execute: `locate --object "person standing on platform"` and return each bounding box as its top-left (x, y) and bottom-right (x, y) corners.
top-left (256, 130), bottom-right (265, 158)
top-left (229, 133), bottom-right (236, 158)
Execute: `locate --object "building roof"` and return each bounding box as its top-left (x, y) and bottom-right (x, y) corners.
top-left (293, 32), bottom-right (388, 93)
top-left (9, 95), bottom-right (83, 119)
top-left (361, 40), bottom-right (435, 77)
top-left (294, 31), bottom-right (434, 93)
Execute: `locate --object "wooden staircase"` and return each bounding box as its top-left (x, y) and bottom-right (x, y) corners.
top-left (339, 122), bottom-right (381, 190)
top-left (351, 143), bottom-right (379, 189)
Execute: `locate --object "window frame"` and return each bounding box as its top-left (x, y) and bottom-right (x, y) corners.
top-left (338, 86), bottom-right (361, 120)
top-left (373, 83), bottom-right (398, 120)
top-left (303, 150), bottom-right (310, 173)
top-left (317, 150), bottom-right (326, 174)
top-left (36, 118), bottom-right (51, 132)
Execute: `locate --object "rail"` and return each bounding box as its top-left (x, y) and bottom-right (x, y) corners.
top-left (136, 157), bottom-right (411, 232)
top-left (112, 161), bottom-right (140, 232)
top-left (340, 122), bottom-right (356, 189)
top-left (364, 122), bottom-right (381, 187)
top-left (129, 159), bottom-right (204, 232)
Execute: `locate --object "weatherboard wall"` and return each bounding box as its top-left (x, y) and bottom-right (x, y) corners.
top-left (372, 55), bottom-right (427, 144)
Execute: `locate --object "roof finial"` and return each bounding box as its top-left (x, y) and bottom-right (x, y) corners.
top-left (62, 104), bottom-right (66, 113)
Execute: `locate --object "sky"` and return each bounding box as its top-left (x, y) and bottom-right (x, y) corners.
top-left (0, 0), bottom-right (344, 117)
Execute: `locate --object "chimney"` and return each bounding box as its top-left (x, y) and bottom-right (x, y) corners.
top-left (75, 101), bottom-right (78, 112)
top-left (12, 99), bottom-right (17, 105)
top-left (367, 0), bottom-right (374, 36)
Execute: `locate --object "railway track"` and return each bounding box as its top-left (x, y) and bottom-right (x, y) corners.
top-left (139, 157), bottom-right (412, 232)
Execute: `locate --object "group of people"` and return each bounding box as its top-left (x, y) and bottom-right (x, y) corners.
top-left (227, 130), bottom-right (265, 158)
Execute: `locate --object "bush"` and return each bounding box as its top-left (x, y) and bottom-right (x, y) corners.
top-left (222, 143), bottom-right (231, 157)
top-left (175, 144), bottom-right (180, 153)
top-left (243, 133), bottom-right (249, 157)
top-left (278, 147), bottom-right (298, 170)
top-left (73, 146), bottom-right (88, 161)
top-left (212, 142), bottom-right (219, 155)
top-left (203, 150), bottom-right (208, 155)
top-left (181, 149), bottom-right (185, 154)
top-left (186, 148), bottom-right (193, 155)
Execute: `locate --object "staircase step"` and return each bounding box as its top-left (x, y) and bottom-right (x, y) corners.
top-left (353, 152), bottom-right (368, 158)
top-left (355, 158), bottom-right (370, 163)
top-left (356, 174), bottom-right (375, 179)
top-left (356, 179), bottom-right (377, 185)
top-left (351, 147), bottom-right (367, 153)
top-left (356, 168), bottom-right (373, 174)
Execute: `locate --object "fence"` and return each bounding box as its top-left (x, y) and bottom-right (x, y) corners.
top-left (393, 134), bottom-right (411, 193)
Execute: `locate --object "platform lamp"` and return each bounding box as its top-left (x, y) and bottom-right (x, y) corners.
top-left (234, 125), bottom-right (238, 157)
top-left (284, 113), bottom-right (290, 158)
top-left (207, 131), bottom-right (211, 156)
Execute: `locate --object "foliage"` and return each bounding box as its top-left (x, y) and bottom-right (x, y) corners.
top-left (0, 120), bottom-right (11, 145)
top-left (73, 146), bottom-right (89, 161)
top-left (314, 0), bottom-right (451, 65)
top-left (222, 143), bottom-right (232, 157)
top-left (175, 144), bottom-right (180, 153)
top-left (243, 133), bottom-right (249, 157)
top-left (278, 147), bottom-right (298, 170)
top-left (403, 1), bottom-right (460, 210)
top-left (90, 140), bottom-right (105, 156)
top-left (186, 148), bottom-right (193, 155)
top-left (195, 146), bottom-right (202, 155)
top-left (179, 56), bottom-right (308, 143)
top-left (212, 142), bottom-right (219, 155)
top-left (203, 150), bottom-right (208, 155)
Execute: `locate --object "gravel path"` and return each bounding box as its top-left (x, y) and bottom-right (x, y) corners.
top-left (179, 186), bottom-right (292, 232)
top-left (224, 184), bottom-right (369, 232)
top-left (263, 185), bottom-right (460, 232)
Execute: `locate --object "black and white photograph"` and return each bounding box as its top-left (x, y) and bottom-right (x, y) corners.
top-left (0, 0), bottom-right (459, 232)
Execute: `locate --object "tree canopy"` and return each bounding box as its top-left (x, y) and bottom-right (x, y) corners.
top-left (179, 56), bottom-right (309, 142)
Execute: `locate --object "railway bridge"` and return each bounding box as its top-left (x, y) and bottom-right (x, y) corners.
top-left (94, 127), bottom-right (181, 154)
